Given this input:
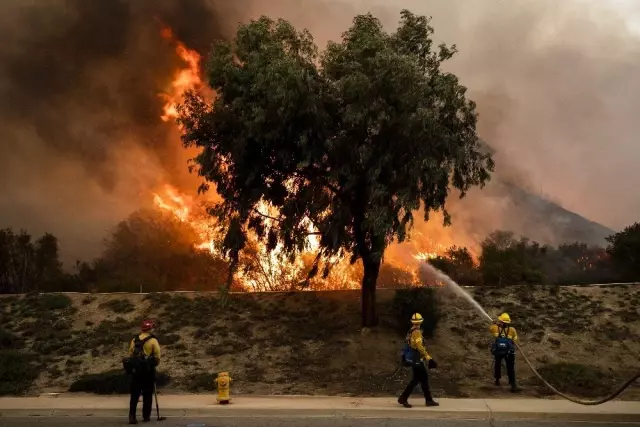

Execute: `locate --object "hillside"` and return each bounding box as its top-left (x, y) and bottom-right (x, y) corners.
top-left (1, 285), bottom-right (639, 400)
top-left (442, 176), bottom-right (615, 250)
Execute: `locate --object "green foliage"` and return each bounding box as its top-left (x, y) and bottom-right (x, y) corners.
top-left (427, 237), bottom-right (624, 287)
top-left (391, 288), bottom-right (441, 338)
top-left (536, 363), bottom-right (618, 397)
top-left (99, 298), bottom-right (135, 313)
top-left (606, 223), bottom-right (640, 280)
top-left (479, 231), bottom-right (546, 286)
top-left (0, 351), bottom-right (40, 395)
top-left (68, 370), bottom-right (170, 394)
top-left (429, 246), bottom-right (481, 286)
top-left (178, 10), bottom-right (493, 326)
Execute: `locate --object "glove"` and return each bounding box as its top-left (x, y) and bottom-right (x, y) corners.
top-left (428, 359), bottom-right (438, 370)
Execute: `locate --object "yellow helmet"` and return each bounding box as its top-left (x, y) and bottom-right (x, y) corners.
top-left (411, 313), bottom-right (424, 324)
top-left (498, 313), bottom-right (511, 324)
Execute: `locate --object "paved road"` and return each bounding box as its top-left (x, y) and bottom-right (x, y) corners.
top-left (1, 418), bottom-right (637, 427)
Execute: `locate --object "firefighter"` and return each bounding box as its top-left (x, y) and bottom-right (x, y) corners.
top-left (127, 319), bottom-right (161, 424)
top-left (490, 312), bottom-right (522, 393)
top-left (398, 313), bottom-right (439, 408)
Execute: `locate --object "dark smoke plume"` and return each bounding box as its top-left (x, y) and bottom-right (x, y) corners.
top-left (0, 0), bottom-right (245, 263)
top-left (1, 0), bottom-right (638, 265)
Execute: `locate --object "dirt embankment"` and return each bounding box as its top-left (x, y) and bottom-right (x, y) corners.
top-left (1, 285), bottom-right (639, 399)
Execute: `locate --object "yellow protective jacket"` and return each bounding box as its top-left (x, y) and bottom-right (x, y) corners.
top-left (408, 326), bottom-right (432, 361)
top-left (128, 332), bottom-right (161, 363)
top-left (489, 323), bottom-right (518, 342)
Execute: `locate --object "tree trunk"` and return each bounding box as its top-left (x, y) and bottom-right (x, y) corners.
top-left (361, 253), bottom-right (382, 327)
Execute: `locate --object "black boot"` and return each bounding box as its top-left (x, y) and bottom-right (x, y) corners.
top-left (129, 415), bottom-right (138, 425)
top-left (398, 398), bottom-right (412, 408)
top-left (510, 384), bottom-right (523, 393)
top-left (494, 379), bottom-right (500, 386)
top-left (426, 400), bottom-right (440, 407)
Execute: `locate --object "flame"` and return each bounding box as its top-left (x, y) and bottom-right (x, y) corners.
top-left (159, 25), bottom-right (212, 123)
top-left (153, 185), bottom-right (216, 254)
top-left (152, 184), bottom-right (360, 291)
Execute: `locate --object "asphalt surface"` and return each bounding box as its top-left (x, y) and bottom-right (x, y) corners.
top-left (1, 418), bottom-right (637, 427)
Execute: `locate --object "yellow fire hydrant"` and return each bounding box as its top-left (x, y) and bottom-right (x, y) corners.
top-left (216, 372), bottom-right (231, 404)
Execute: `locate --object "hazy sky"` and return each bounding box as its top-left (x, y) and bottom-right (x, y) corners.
top-left (238, 0), bottom-right (640, 231)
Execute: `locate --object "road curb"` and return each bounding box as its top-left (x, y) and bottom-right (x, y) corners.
top-left (2, 407), bottom-right (640, 422)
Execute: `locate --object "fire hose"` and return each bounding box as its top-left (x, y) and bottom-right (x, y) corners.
top-left (404, 263), bottom-right (640, 405)
top-left (515, 341), bottom-right (640, 405)
top-left (390, 342), bottom-right (640, 405)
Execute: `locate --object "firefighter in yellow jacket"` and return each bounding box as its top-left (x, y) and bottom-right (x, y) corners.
top-left (398, 313), bottom-right (439, 408)
top-left (490, 312), bottom-right (522, 393)
top-left (127, 319), bottom-right (161, 424)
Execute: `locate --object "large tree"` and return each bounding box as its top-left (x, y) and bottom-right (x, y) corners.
top-left (178, 10), bottom-right (494, 326)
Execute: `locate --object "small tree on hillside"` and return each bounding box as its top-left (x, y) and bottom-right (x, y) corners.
top-left (606, 222), bottom-right (640, 280)
top-left (429, 246), bottom-right (481, 286)
top-left (479, 230), bottom-right (546, 286)
top-left (98, 209), bottom-right (228, 292)
top-left (178, 11), bottom-right (494, 326)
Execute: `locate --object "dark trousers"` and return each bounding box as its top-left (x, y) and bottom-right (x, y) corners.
top-left (129, 373), bottom-right (155, 420)
top-left (399, 363), bottom-right (433, 402)
top-left (494, 353), bottom-right (516, 385)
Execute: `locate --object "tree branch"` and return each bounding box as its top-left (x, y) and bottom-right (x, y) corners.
top-left (253, 207), bottom-right (282, 222)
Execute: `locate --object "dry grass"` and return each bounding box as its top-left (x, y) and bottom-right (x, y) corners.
top-left (0, 285), bottom-right (639, 399)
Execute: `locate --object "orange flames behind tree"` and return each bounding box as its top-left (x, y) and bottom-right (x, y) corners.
top-left (159, 25), bottom-right (214, 124)
top-left (153, 25), bottom-right (451, 291)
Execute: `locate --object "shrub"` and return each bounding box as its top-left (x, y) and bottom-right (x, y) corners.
top-left (82, 296), bottom-right (96, 305)
top-left (144, 293), bottom-right (172, 305)
top-left (99, 299), bottom-right (135, 314)
top-left (391, 287), bottom-right (441, 338)
top-left (185, 372), bottom-right (216, 392)
top-left (0, 328), bottom-right (22, 349)
top-left (37, 294), bottom-right (72, 311)
top-left (536, 363), bottom-right (618, 397)
top-left (48, 365), bottom-right (63, 379)
top-left (428, 246), bottom-right (482, 286)
top-left (69, 370), bottom-right (170, 394)
top-left (0, 351), bottom-right (40, 395)
top-left (89, 318), bottom-right (137, 348)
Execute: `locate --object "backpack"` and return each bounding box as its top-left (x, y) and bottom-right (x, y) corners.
top-left (400, 330), bottom-right (420, 367)
top-left (492, 326), bottom-right (515, 357)
top-left (123, 334), bottom-right (156, 375)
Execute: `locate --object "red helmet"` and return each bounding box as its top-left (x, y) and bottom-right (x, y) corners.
top-left (141, 319), bottom-right (155, 331)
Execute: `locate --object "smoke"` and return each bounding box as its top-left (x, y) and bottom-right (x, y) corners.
top-left (1, 0), bottom-right (638, 265)
top-left (248, 0), bottom-right (640, 214)
top-left (0, 0), bottom-right (236, 263)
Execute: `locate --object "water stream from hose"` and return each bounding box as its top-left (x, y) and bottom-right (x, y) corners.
top-left (418, 261), bottom-right (640, 405)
